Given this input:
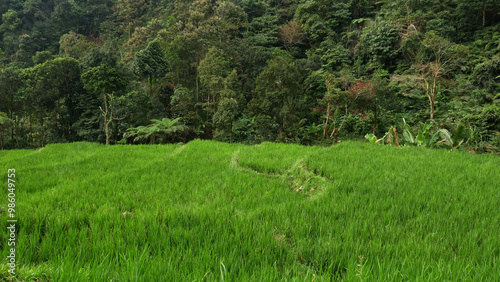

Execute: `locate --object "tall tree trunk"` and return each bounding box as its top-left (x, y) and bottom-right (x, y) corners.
top-left (101, 94), bottom-right (111, 145)
top-left (430, 100), bottom-right (434, 120)
top-left (483, 0), bottom-right (487, 27)
top-left (196, 73), bottom-right (199, 102)
top-left (105, 96), bottom-right (109, 145)
top-left (29, 114), bottom-right (33, 147)
top-left (10, 96), bottom-right (14, 148)
top-left (40, 113), bottom-right (44, 148)
top-left (213, 95), bottom-right (216, 128)
top-left (323, 103), bottom-right (331, 138)
top-left (10, 124), bottom-right (14, 149)
top-left (230, 115), bottom-right (233, 144)
top-left (15, 125), bottom-right (19, 148)
top-left (176, 66), bottom-right (180, 85)
top-left (430, 74), bottom-right (438, 120)
top-left (104, 121), bottom-right (110, 145)
top-left (149, 74), bottom-right (153, 97)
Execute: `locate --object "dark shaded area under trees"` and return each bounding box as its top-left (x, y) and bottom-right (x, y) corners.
top-left (0, 0), bottom-right (499, 153)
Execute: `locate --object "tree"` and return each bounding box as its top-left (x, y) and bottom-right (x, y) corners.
top-left (248, 51), bottom-right (303, 140)
top-left (59, 31), bottom-right (95, 59)
top-left (394, 31), bottom-right (459, 120)
top-left (115, 0), bottom-right (148, 39)
top-left (347, 0), bottom-right (375, 19)
top-left (294, 1), bottom-right (351, 46)
top-left (0, 10), bottom-right (21, 34)
top-left (213, 0), bottom-right (248, 44)
top-left (79, 46), bottom-right (118, 72)
top-left (471, 56), bottom-right (500, 93)
top-left (320, 69), bottom-right (375, 143)
top-left (198, 47), bottom-right (230, 127)
top-left (0, 112), bottom-right (14, 150)
top-left (124, 18), bottom-right (166, 61)
top-left (0, 9), bottom-right (22, 56)
top-left (135, 39), bottom-right (168, 97)
top-left (0, 66), bottom-right (23, 148)
top-left (321, 71), bottom-right (352, 143)
top-left (213, 69), bottom-right (241, 142)
top-left (82, 65), bottom-right (127, 145)
top-left (278, 21), bottom-right (305, 52)
top-left (32, 51), bottom-right (55, 65)
top-left (22, 57), bottom-right (83, 147)
top-left (360, 20), bottom-right (400, 67)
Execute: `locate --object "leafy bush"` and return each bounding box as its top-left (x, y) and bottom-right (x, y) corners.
top-left (123, 117), bottom-right (187, 144)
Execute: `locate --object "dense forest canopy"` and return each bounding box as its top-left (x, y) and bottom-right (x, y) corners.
top-left (0, 0), bottom-right (499, 152)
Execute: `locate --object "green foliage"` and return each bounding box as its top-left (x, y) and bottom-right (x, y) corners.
top-left (135, 40), bottom-right (168, 77)
top-left (82, 65), bottom-right (126, 95)
top-left (213, 70), bottom-right (241, 142)
top-left (0, 112), bottom-right (14, 150)
top-left (0, 9), bottom-right (21, 34)
top-left (79, 47), bottom-right (118, 72)
top-left (32, 51), bottom-right (55, 65)
top-left (22, 57), bottom-right (84, 145)
top-left (366, 125), bottom-right (400, 146)
top-left (0, 9), bottom-right (22, 56)
top-left (170, 86), bottom-right (200, 128)
top-left (461, 104), bottom-right (500, 153)
top-left (364, 132), bottom-right (382, 144)
top-left (249, 52), bottom-right (303, 141)
top-left (134, 39), bottom-right (168, 96)
top-left (401, 118), bottom-right (466, 150)
top-left (317, 38), bottom-right (351, 71)
top-left (0, 66), bottom-right (23, 115)
top-left (294, 0), bottom-right (351, 45)
top-left (0, 0), bottom-right (498, 152)
top-left (198, 46), bottom-right (231, 126)
top-left (124, 117), bottom-right (187, 144)
top-left (232, 113), bottom-right (257, 143)
top-left (402, 118), bottom-right (440, 147)
top-left (59, 31), bottom-right (95, 59)
top-left (0, 112), bottom-right (13, 124)
top-left (471, 56), bottom-right (500, 93)
top-left (360, 20), bottom-right (400, 66)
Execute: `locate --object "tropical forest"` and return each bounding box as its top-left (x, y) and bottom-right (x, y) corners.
top-left (0, 0), bottom-right (498, 151)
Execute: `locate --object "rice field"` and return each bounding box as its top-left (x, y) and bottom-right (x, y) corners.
top-left (0, 140), bottom-right (499, 281)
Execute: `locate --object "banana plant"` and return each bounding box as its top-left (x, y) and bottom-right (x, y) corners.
top-left (364, 126), bottom-right (399, 146)
top-left (365, 133), bottom-right (379, 144)
top-left (402, 118), bottom-right (465, 150)
top-left (435, 124), bottom-right (465, 150)
top-left (403, 118), bottom-right (437, 147)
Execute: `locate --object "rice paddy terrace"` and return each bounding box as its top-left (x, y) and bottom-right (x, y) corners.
top-left (0, 140), bottom-right (499, 281)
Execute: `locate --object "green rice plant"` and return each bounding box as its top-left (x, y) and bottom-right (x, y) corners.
top-left (0, 140), bottom-right (499, 280)
top-left (282, 159), bottom-right (328, 195)
top-left (219, 261), bottom-right (227, 282)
